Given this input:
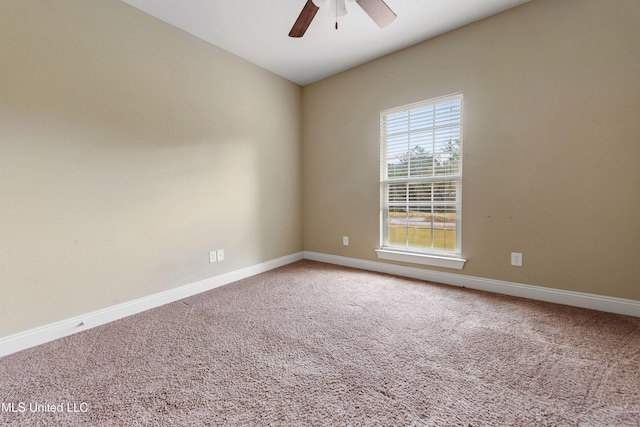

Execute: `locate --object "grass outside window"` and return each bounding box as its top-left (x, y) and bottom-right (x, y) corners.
top-left (387, 211), bottom-right (457, 252)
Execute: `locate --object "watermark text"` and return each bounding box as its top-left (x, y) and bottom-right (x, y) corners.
top-left (1, 402), bottom-right (89, 414)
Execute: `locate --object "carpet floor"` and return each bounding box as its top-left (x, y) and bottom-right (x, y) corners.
top-left (1, 260), bottom-right (639, 426)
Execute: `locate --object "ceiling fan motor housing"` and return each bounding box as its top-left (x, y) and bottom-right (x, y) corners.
top-left (312, 0), bottom-right (356, 17)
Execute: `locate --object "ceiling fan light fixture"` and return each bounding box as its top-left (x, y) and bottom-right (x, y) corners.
top-left (327, 0), bottom-right (347, 17)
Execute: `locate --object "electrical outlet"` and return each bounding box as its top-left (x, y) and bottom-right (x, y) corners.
top-left (511, 252), bottom-right (523, 267)
top-left (217, 249), bottom-right (224, 261)
top-left (343, 236), bottom-right (349, 246)
top-left (209, 251), bottom-right (217, 263)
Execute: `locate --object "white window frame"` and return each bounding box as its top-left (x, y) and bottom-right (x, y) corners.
top-left (377, 93), bottom-right (466, 270)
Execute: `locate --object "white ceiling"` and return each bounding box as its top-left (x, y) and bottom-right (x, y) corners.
top-left (120, 0), bottom-right (530, 86)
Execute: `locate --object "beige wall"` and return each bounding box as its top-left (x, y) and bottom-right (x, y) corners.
top-left (0, 0), bottom-right (302, 337)
top-left (302, 0), bottom-right (640, 300)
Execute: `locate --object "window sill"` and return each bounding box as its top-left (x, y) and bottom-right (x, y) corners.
top-left (375, 249), bottom-right (467, 270)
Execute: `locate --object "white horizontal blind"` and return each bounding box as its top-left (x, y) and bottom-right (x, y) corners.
top-left (381, 93), bottom-right (463, 255)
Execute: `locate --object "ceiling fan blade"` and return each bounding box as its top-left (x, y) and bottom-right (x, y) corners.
top-left (356, 0), bottom-right (397, 28)
top-left (289, 0), bottom-right (320, 38)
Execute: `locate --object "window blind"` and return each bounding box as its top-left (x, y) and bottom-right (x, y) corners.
top-left (380, 93), bottom-right (463, 254)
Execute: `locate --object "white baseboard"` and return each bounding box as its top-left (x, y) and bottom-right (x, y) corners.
top-left (3, 250), bottom-right (637, 358)
top-left (0, 252), bottom-right (304, 358)
top-left (303, 251), bottom-right (640, 318)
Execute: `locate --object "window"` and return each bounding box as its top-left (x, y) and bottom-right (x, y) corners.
top-left (378, 93), bottom-right (465, 269)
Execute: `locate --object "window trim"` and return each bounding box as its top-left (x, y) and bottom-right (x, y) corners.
top-left (378, 93), bottom-right (465, 268)
top-left (375, 249), bottom-right (467, 270)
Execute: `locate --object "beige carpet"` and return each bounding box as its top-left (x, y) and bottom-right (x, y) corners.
top-left (1, 260), bottom-right (639, 426)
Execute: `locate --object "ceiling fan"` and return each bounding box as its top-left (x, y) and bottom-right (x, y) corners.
top-left (289, 0), bottom-right (397, 38)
